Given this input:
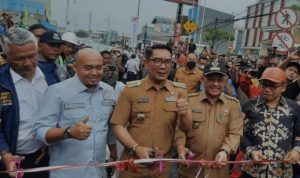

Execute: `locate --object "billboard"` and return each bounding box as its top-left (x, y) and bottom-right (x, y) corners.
top-left (164, 0), bottom-right (198, 6)
top-left (0, 0), bottom-right (45, 15)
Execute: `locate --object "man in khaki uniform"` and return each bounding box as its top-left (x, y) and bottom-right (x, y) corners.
top-left (175, 61), bottom-right (244, 178)
top-left (175, 53), bottom-right (203, 94)
top-left (110, 44), bottom-right (192, 178)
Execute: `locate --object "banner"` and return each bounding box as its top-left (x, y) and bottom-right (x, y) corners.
top-left (131, 16), bottom-right (139, 49)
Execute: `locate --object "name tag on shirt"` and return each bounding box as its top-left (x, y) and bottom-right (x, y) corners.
top-left (102, 100), bottom-right (116, 106)
top-left (64, 103), bottom-right (85, 109)
top-left (137, 98), bottom-right (149, 103)
top-left (192, 109), bottom-right (202, 113)
top-left (165, 96), bottom-right (176, 102)
top-left (0, 92), bottom-right (12, 106)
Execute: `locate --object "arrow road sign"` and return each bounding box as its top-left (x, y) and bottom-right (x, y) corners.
top-left (275, 8), bottom-right (298, 29)
top-left (272, 32), bottom-right (294, 53)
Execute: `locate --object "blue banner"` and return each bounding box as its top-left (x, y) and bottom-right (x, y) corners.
top-left (0, 0), bottom-right (44, 15)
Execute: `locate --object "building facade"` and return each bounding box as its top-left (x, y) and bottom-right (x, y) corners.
top-left (243, 0), bottom-right (300, 57)
top-left (188, 6), bottom-right (234, 54)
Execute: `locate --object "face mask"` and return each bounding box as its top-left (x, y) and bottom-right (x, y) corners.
top-left (186, 61), bottom-right (196, 69)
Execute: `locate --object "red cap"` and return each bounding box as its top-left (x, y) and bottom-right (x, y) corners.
top-left (260, 67), bottom-right (286, 83)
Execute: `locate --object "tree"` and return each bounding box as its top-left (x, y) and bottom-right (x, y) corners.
top-left (203, 29), bottom-right (235, 50)
top-left (75, 30), bottom-right (89, 37)
top-left (291, 5), bottom-right (300, 12)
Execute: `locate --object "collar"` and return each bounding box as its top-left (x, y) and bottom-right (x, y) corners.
top-left (10, 67), bottom-right (44, 84)
top-left (142, 76), bottom-right (172, 91)
top-left (256, 96), bottom-right (287, 107)
top-left (72, 75), bottom-right (103, 93)
top-left (184, 67), bottom-right (197, 74)
top-left (199, 92), bottom-right (226, 103)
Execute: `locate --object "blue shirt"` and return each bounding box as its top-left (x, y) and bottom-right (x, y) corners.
top-left (34, 75), bottom-right (116, 178)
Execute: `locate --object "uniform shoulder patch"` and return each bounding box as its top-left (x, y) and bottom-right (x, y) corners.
top-left (171, 82), bottom-right (186, 89)
top-left (225, 95), bottom-right (239, 103)
top-left (188, 92), bottom-right (200, 97)
top-left (126, 80), bottom-right (142, 88)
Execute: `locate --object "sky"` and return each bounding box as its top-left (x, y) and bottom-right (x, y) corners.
top-left (50, 0), bottom-right (257, 35)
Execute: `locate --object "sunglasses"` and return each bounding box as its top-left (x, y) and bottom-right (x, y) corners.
top-left (259, 81), bottom-right (283, 90)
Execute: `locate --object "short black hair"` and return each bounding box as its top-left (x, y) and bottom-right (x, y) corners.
top-left (100, 50), bottom-right (111, 56)
top-left (131, 53), bottom-right (136, 59)
top-left (145, 44), bottom-right (172, 60)
top-left (28, 24), bottom-right (47, 32)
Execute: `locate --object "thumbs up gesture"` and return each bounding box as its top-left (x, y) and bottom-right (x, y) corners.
top-left (70, 116), bottom-right (92, 140)
top-left (176, 91), bottom-right (188, 116)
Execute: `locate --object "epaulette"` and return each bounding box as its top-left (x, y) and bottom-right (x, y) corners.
top-left (225, 95), bottom-right (239, 102)
top-left (188, 92), bottom-right (200, 97)
top-left (126, 80), bottom-right (142, 88)
top-left (171, 82), bottom-right (186, 89)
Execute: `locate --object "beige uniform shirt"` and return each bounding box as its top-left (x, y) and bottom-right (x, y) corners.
top-left (175, 92), bottom-right (244, 178)
top-left (175, 67), bottom-right (202, 94)
top-left (110, 76), bottom-right (186, 156)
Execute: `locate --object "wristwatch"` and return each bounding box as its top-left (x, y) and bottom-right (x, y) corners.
top-left (63, 126), bottom-right (72, 139)
top-left (129, 144), bottom-right (139, 155)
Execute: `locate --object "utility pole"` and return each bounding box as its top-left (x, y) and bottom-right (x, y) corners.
top-left (199, 0), bottom-right (206, 46)
top-left (107, 14), bottom-right (111, 45)
top-left (174, 3), bottom-right (183, 46)
top-left (143, 23), bottom-right (148, 48)
top-left (66, 0), bottom-right (70, 30)
top-left (137, 0), bottom-right (141, 17)
top-left (88, 11), bottom-right (92, 33)
top-left (212, 17), bottom-right (218, 49)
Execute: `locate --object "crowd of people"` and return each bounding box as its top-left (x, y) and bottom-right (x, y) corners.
top-left (0, 22), bottom-right (300, 178)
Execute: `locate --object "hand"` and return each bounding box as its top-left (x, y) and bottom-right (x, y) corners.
top-left (135, 146), bottom-right (156, 159)
top-left (231, 58), bottom-right (240, 71)
top-left (250, 151), bottom-right (267, 166)
top-left (215, 151), bottom-right (228, 168)
top-left (70, 116), bottom-right (92, 140)
top-left (284, 150), bottom-right (300, 164)
top-left (2, 153), bottom-right (24, 178)
top-left (177, 145), bottom-right (188, 160)
top-left (176, 91), bottom-right (188, 116)
top-left (287, 50), bottom-right (300, 61)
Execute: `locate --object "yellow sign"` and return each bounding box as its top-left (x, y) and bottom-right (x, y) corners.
top-left (183, 20), bottom-right (198, 34)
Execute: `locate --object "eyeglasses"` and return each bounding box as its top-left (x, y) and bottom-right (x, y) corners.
top-left (259, 82), bottom-right (283, 90)
top-left (150, 58), bottom-right (173, 67)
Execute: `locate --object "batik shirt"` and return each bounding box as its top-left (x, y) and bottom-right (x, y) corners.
top-left (242, 96), bottom-right (300, 178)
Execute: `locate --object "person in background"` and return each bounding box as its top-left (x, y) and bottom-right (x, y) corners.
top-left (175, 53), bottom-right (202, 94)
top-left (124, 53), bottom-right (140, 82)
top-left (28, 24), bottom-right (47, 41)
top-left (38, 31), bottom-right (67, 85)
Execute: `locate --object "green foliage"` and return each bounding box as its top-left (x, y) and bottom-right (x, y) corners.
top-left (203, 29), bottom-right (235, 46)
top-left (75, 30), bottom-right (89, 37)
top-left (291, 5), bottom-right (300, 12)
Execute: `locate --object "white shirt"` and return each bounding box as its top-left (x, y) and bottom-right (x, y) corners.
top-left (10, 67), bottom-right (48, 154)
top-left (125, 58), bottom-right (140, 74)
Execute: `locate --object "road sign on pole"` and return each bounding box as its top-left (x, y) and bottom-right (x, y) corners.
top-left (272, 32), bottom-right (294, 53)
top-left (275, 8), bottom-right (298, 29)
top-left (183, 20), bottom-right (198, 34)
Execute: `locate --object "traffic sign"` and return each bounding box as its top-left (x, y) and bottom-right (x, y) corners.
top-left (183, 20), bottom-right (197, 34)
top-left (275, 8), bottom-right (298, 29)
top-left (272, 32), bottom-right (294, 53)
